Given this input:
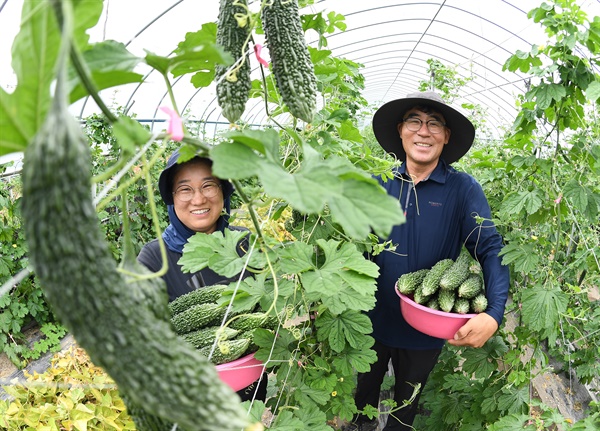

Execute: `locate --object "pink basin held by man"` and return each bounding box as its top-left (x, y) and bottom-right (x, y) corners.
top-left (395, 283), bottom-right (476, 340)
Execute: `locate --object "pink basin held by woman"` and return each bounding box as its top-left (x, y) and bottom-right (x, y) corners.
top-left (215, 353), bottom-right (264, 392)
top-left (395, 283), bottom-right (476, 340)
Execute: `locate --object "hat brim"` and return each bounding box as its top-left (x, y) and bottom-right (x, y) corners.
top-left (372, 97), bottom-right (475, 164)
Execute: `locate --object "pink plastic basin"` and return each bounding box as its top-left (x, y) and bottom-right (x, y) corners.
top-left (395, 283), bottom-right (475, 340)
top-left (215, 353), bottom-right (264, 392)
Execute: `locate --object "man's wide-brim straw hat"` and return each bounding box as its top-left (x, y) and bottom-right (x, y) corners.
top-left (372, 91), bottom-right (476, 164)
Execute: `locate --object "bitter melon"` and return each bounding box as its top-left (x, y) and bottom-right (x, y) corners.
top-left (425, 297), bottom-right (440, 311)
top-left (215, 0), bottom-right (252, 123)
top-left (182, 325), bottom-right (240, 349)
top-left (169, 284), bottom-right (227, 316)
top-left (458, 274), bottom-right (483, 299)
top-left (421, 259), bottom-right (454, 297)
top-left (439, 251), bottom-right (472, 291)
top-left (437, 289), bottom-right (456, 313)
top-left (453, 298), bottom-right (471, 315)
top-left (412, 284), bottom-right (431, 305)
top-left (261, 0), bottom-right (317, 123)
top-left (471, 294), bottom-right (488, 313)
top-left (229, 312), bottom-right (278, 332)
top-left (200, 338), bottom-right (251, 365)
top-left (397, 268), bottom-right (429, 295)
top-left (171, 302), bottom-right (228, 335)
top-left (21, 17), bottom-right (248, 430)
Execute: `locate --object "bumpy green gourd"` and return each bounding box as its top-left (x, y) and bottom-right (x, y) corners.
top-left (200, 338), bottom-right (251, 365)
top-left (426, 297), bottom-right (440, 311)
top-left (438, 289), bottom-right (456, 313)
top-left (397, 268), bottom-right (429, 295)
top-left (439, 251), bottom-right (472, 291)
top-left (182, 325), bottom-right (239, 349)
top-left (458, 274), bottom-right (483, 299)
top-left (121, 392), bottom-right (175, 431)
top-left (169, 284), bottom-right (227, 316)
top-left (21, 39), bottom-right (248, 430)
top-left (229, 312), bottom-right (278, 332)
top-left (215, 0), bottom-right (252, 123)
top-left (421, 259), bottom-right (454, 297)
top-left (171, 302), bottom-right (228, 335)
top-left (453, 298), bottom-right (471, 314)
top-left (471, 294), bottom-right (488, 313)
top-left (261, 0), bottom-right (317, 123)
top-left (413, 284), bottom-right (431, 305)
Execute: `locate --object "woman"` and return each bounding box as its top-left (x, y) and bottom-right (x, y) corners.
top-left (137, 148), bottom-right (267, 402)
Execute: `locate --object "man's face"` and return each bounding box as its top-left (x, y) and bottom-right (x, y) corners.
top-left (397, 107), bottom-right (451, 167)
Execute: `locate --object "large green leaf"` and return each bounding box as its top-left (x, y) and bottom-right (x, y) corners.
top-left (332, 342), bottom-right (376, 375)
top-left (533, 83), bottom-right (567, 110)
top-left (520, 285), bottom-right (568, 342)
top-left (179, 229), bottom-right (251, 277)
top-left (461, 336), bottom-right (508, 379)
top-left (0, 0), bottom-right (124, 156)
top-left (497, 386), bottom-right (529, 414)
top-left (150, 22), bottom-right (232, 88)
top-left (275, 241), bottom-right (316, 274)
top-left (253, 327), bottom-right (296, 363)
top-left (315, 309), bottom-right (373, 352)
top-left (292, 404), bottom-right (331, 431)
top-left (487, 414), bottom-right (533, 430)
top-left (210, 141), bottom-right (264, 179)
top-left (584, 80), bottom-right (600, 102)
top-left (498, 242), bottom-right (539, 274)
top-left (269, 409), bottom-right (306, 431)
top-left (211, 129), bottom-right (403, 239)
top-left (563, 179), bottom-right (589, 212)
top-left (300, 240), bottom-right (378, 313)
top-left (1, 1), bottom-right (59, 155)
top-left (499, 190), bottom-right (544, 219)
top-left (68, 41), bottom-right (143, 102)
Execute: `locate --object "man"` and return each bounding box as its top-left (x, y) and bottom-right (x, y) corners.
top-left (345, 92), bottom-right (510, 430)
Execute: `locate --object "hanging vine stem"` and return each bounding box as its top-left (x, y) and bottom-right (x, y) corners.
top-left (93, 136), bottom-right (160, 209)
top-left (92, 151), bottom-right (131, 184)
top-left (162, 73), bottom-right (180, 116)
top-left (116, 152), bottom-right (170, 281)
top-left (66, 38), bottom-right (118, 124)
top-left (223, 0), bottom-right (255, 83)
top-left (232, 179), bottom-right (264, 242)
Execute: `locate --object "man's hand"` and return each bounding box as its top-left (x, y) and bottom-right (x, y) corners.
top-left (447, 312), bottom-right (498, 348)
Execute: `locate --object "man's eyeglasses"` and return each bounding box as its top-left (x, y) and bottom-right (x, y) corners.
top-left (402, 117), bottom-right (446, 134)
top-left (173, 181), bottom-right (221, 202)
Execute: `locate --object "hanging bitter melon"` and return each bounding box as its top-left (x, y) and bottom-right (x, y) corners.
top-left (215, 0), bottom-right (252, 123)
top-left (261, 0), bottom-right (317, 123)
top-left (20, 13), bottom-right (249, 430)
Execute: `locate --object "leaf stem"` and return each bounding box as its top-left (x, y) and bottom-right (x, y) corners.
top-left (68, 44), bottom-right (118, 123)
top-left (231, 179), bottom-right (264, 241)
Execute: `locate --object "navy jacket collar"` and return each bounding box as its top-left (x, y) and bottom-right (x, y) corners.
top-left (394, 158), bottom-right (449, 184)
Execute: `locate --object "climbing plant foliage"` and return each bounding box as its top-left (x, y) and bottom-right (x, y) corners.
top-left (1, 0), bottom-right (599, 430)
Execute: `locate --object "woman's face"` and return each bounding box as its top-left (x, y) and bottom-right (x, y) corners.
top-left (171, 160), bottom-right (224, 234)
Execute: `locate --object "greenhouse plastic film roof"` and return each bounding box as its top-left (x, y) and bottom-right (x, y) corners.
top-left (1, 0), bottom-right (599, 141)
